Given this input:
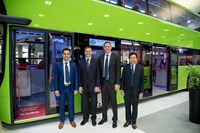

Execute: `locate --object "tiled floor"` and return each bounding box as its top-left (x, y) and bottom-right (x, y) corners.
top-left (0, 91), bottom-right (193, 133)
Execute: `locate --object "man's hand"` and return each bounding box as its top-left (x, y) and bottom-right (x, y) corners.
top-left (114, 84), bottom-right (119, 91)
top-left (120, 90), bottom-right (125, 96)
top-left (94, 87), bottom-right (101, 93)
top-left (55, 91), bottom-right (60, 97)
top-left (79, 87), bottom-right (83, 94)
top-left (139, 93), bottom-right (143, 99)
top-left (74, 90), bottom-right (78, 95)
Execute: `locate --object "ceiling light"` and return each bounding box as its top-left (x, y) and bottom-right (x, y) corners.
top-left (180, 34), bottom-right (185, 36)
top-left (38, 14), bottom-right (44, 17)
top-left (88, 23), bottom-right (93, 26)
top-left (119, 28), bottom-right (123, 31)
top-left (146, 33), bottom-right (150, 35)
top-left (34, 24), bottom-right (39, 27)
top-left (138, 22), bottom-right (144, 25)
top-left (163, 29), bottom-right (169, 32)
top-left (104, 14), bottom-right (110, 17)
top-left (162, 36), bottom-right (166, 38)
top-left (187, 20), bottom-right (191, 23)
top-left (45, 1), bottom-right (52, 5)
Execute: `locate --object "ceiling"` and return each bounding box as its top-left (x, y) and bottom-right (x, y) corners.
top-left (3, 0), bottom-right (200, 50)
top-left (170, 0), bottom-right (200, 14)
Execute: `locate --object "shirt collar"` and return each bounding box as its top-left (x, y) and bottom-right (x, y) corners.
top-left (63, 60), bottom-right (70, 64)
top-left (105, 52), bottom-right (111, 56)
top-left (86, 57), bottom-right (91, 61)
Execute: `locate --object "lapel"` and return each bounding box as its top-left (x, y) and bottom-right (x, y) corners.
top-left (70, 61), bottom-right (73, 78)
top-left (101, 54), bottom-right (105, 69)
top-left (83, 58), bottom-right (87, 70)
top-left (109, 53), bottom-right (113, 68)
top-left (134, 64), bottom-right (138, 75)
top-left (90, 57), bottom-right (94, 68)
top-left (61, 61), bottom-right (64, 76)
top-left (128, 64), bottom-right (131, 78)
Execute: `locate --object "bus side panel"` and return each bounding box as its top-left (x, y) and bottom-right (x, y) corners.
top-left (0, 25), bottom-right (11, 124)
top-left (178, 65), bottom-right (200, 90)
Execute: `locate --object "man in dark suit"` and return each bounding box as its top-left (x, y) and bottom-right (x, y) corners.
top-left (78, 46), bottom-right (100, 126)
top-left (98, 42), bottom-right (120, 128)
top-left (120, 52), bottom-right (144, 129)
top-left (54, 48), bottom-right (78, 129)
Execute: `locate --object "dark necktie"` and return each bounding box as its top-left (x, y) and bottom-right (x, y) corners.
top-left (65, 62), bottom-right (70, 83)
top-left (131, 65), bottom-right (135, 87)
top-left (105, 55), bottom-right (109, 78)
top-left (86, 58), bottom-right (90, 73)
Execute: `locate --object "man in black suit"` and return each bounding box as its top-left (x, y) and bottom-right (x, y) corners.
top-left (78, 46), bottom-right (100, 126)
top-left (98, 42), bottom-right (120, 128)
top-left (120, 52), bottom-right (144, 129)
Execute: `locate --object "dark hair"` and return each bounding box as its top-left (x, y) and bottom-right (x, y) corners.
top-left (62, 48), bottom-right (70, 53)
top-left (84, 46), bottom-right (92, 51)
top-left (104, 41), bottom-right (111, 46)
top-left (129, 52), bottom-right (138, 59)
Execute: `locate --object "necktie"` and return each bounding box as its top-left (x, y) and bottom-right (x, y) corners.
top-left (105, 55), bottom-right (109, 78)
top-left (86, 58), bottom-right (90, 73)
top-left (131, 65), bottom-right (134, 87)
top-left (65, 62), bottom-right (70, 83)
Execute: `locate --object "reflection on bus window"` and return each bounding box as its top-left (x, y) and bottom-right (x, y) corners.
top-left (178, 48), bottom-right (194, 66)
top-left (148, 0), bottom-right (171, 21)
top-left (121, 40), bottom-right (141, 66)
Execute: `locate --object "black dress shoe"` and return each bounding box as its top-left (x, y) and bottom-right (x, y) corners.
top-left (92, 120), bottom-right (97, 126)
top-left (98, 119), bottom-right (107, 125)
top-left (123, 122), bottom-right (131, 127)
top-left (80, 120), bottom-right (88, 126)
top-left (112, 121), bottom-right (117, 128)
top-left (132, 124), bottom-right (137, 129)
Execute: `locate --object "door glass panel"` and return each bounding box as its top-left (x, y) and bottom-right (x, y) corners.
top-left (0, 24), bottom-right (3, 73)
top-left (15, 30), bottom-right (45, 120)
top-left (141, 44), bottom-right (152, 96)
top-left (48, 33), bottom-right (72, 111)
top-left (170, 48), bottom-right (178, 91)
top-left (121, 40), bottom-right (141, 66)
top-left (152, 46), bottom-right (168, 95)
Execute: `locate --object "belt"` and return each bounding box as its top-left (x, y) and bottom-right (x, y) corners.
top-left (103, 77), bottom-right (109, 80)
top-left (64, 84), bottom-right (71, 86)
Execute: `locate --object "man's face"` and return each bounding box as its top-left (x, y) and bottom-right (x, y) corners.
top-left (84, 48), bottom-right (92, 58)
top-left (62, 50), bottom-right (70, 61)
top-left (129, 54), bottom-right (138, 64)
top-left (103, 42), bottom-right (112, 54)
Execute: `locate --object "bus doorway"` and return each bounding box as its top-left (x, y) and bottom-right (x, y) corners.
top-left (12, 29), bottom-right (46, 121)
top-left (152, 46), bottom-right (169, 95)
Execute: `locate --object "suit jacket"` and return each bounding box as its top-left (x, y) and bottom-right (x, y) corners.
top-left (121, 63), bottom-right (144, 95)
top-left (78, 57), bottom-right (100, 91)
top-left (99, 52), bottom-right (120, 87)
top-left (54, 61), bottom-right (78, 93)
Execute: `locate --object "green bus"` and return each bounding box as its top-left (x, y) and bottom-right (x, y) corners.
top-left (0, 0), bottom-right (200, 125)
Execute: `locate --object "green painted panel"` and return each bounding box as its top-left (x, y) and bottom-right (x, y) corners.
top-left (0, 25), bottom-right (11, 124)
top-left (178, 65), bottom-right (200, 90)
top-left (74, 93), bottom-right (81, 113)
top-left (178, 66), bottom-right (189, 90)
top-left (117, 89), bottom-right (124, 104)
top-left (144, 67), bottom-right (150, 89)
top-left (3, 0), bottom-right (200, 50)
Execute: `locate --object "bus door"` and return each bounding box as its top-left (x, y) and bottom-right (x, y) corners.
top-left (141, 43), bottom-right (152, 97)
top-left (47, 33), bottom-right (74, 114)
top-left (12, 29), bottom-right (46, 121)
top-left (152, 45), bottom-right (169, 95)
top-left (169, 47), bottom-right (178, 91)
